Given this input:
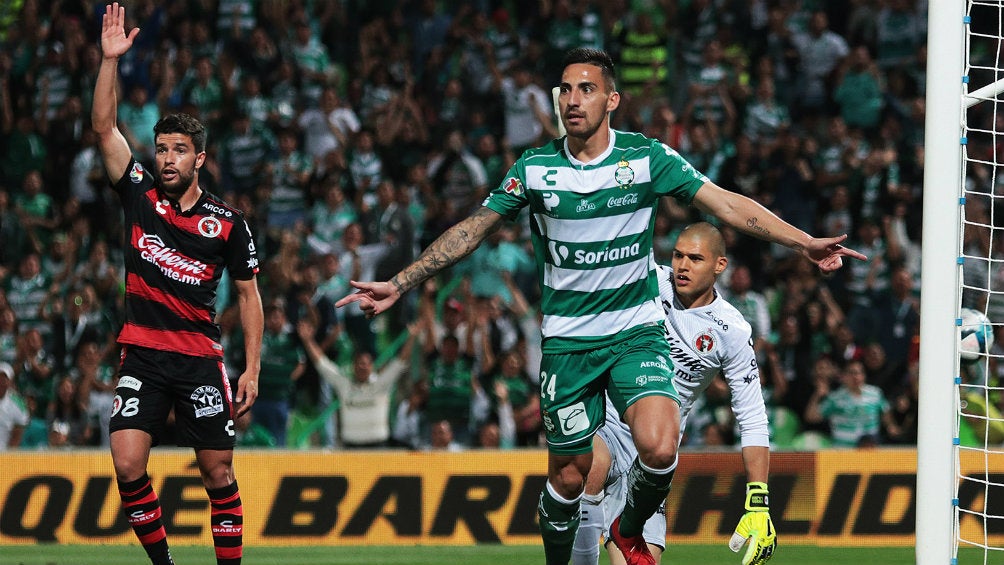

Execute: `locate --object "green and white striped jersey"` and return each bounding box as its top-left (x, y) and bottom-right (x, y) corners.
top-left (483, 130), bottom-right (708, 353)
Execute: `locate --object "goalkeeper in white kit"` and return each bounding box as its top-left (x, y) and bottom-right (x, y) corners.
top-left (572, 222), bottom-right (776, 565)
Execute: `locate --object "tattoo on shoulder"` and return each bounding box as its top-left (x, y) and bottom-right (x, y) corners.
top-left (747, 217), bottom-right (770, 237)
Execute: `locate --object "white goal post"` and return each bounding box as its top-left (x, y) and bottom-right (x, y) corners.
top-left (918, 2), bottom-right (1004, 564)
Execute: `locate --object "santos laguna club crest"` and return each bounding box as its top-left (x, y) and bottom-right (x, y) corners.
top-left (614, 159), bottom-right (634, 187)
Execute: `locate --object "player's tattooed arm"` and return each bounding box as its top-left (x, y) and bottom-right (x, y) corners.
top-left (390, 207), bottom-right (504, 295)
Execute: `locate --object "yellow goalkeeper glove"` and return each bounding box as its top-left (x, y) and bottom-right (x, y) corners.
top-left (728, 482), bottom-right (777, 565)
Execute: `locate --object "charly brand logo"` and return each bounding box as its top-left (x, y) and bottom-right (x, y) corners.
top-left (556, 402), bottom-right (589, 435)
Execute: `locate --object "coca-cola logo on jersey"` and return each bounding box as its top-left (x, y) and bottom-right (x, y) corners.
top-left (136, 233), bottom-right (210, 285)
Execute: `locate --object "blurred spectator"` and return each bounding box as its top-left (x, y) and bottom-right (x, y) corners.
top-left (46, 375), bottom-right (89, 448)
top-left (875, 0), bottom-right (924, 71)
top-left (790, 10), bottom-right (849, 119)
top-left (427, 418), bottom-right (463, 451)
top-left (0, 306), bottom-right (17, 365)
top-left (70, 340), bottom-right (116, 447)
top-left (833, 46), bottom-right (884, 133)
top-left (297, 319), bottom-right (415, 449)
top-left (7, 253), bottom-right (51, 337)
top-left (844, 217), bottom-right (894, 342)
top-left (391, 378), bottom-right (428, 450)
top-left (742, 78), bottom-right (789, 151)
top-left (254, 303), bottom-right (307, 447)
top-left (185, 56), bottom-right (225, 132)
top-left (347, 129), bottom-right (384, 207)
top-left (49, 283), bottom-right (114, 372)
top-left (307, 176), bottom-right (358, 256)
top-left (0, 362), bottom-right (28, 450)
top-left (419, 331), bottom-right (479, 447)
top-left (723, 264), bottom-right (771, 357)
top-left (426, 129), bottom-right (489, 217)
top-left (69, 128), bottom-right (106, 227)
top-left (875, 265), bottom-right (920, 382)
top-left (618, 11), bottom-right (668, 98)
top-left (15, 170), bottom-right (59, 252)
top-left (118, 84), bottom-right (160, 165)
top-left (298, 86), bottom-right (360, 175)
top-left (456, 226), bottom-right (533, 305)
top-left (15, 327), bottom-right (56, 420)
top-left (684, 40), bottom-right (737, 135)
top-left (219, 109), bottom-right (276, 199)
top-left (485, 348), bottom-right (540, 447)
top-left (337, 222), bottom-right (387, 355)
top-left (493, 65), bottom-right (555, 155)
top-left (287, 19), bottom-right (338, 106)
top-left (263, 126), bottom-right (311, 233)
top-left (804, 359), bottom-right (899, 447)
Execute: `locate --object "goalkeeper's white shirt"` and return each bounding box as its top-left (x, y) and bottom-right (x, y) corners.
top-left (598, 264), bottom-right (769, 455)
top-left (655, 263), bottom-right (770, 448)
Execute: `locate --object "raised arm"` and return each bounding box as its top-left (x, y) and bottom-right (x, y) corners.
top-left (93, 2), bottom-right (139, 185)
top-left (336, 206), bottom-right (504, 317)
top-left (692, 182), bottom-right (867, 272)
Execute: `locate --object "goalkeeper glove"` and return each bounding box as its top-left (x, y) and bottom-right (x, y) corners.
top-left (728, 482), bottom-right (777, 565)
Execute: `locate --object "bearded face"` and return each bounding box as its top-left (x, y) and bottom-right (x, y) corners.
top-left (154, 132), bottom-right (204, 199)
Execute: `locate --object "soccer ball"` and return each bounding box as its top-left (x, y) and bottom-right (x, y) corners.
top-left (960, 308), bottom-right (995, 362)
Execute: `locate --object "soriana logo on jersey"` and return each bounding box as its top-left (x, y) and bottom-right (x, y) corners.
top-left (134, 229), bottom-right (211, 286)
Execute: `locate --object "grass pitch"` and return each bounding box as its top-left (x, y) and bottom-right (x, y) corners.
top-left (2, 544), bottom-right (937, 564)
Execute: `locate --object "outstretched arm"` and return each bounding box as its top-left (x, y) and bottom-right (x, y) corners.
top-left (335, 207), bottom-right (504, 317)
top-left (93, 2), bottom-right (139, 185)
top-left (692, 182), bottom-right (867, 272)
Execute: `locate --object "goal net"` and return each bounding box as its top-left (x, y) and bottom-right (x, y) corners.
top-left (922, 2), bottom-right (1004, 564)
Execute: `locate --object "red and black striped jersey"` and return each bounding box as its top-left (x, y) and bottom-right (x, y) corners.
top-left (113, 159), bottom-right (259, 359)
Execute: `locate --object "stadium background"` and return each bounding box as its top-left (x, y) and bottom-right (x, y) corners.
top-left (0, 0), bottom-right (992, 558)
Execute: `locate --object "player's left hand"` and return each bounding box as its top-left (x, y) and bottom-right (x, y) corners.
top-left (803, 234), bottom-right (868, 273)
top-left (234, 372), bottom-right (259, 418)
top-left (728, 482), bottom-right (776, 565)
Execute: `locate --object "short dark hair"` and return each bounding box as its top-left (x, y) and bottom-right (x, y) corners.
top-left (562, 48), bottom-right (616, 91)
top-left (154, 113), bottom-right (207, 153)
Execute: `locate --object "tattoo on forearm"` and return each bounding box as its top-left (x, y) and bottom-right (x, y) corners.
top-left (394, 208), bottom-right (500, 294)
top-left (747, 217), bottom-right (770, 237)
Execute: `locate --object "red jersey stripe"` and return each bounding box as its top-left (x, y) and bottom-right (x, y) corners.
top-left (126, 273), bottom-right (212, 323)
top-left (119, 325), bottom-right (224, 359)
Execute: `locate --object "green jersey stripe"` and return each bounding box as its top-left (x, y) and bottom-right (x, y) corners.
top-left (547, 277), bottom-right (656, 316)
top-left (541, 300), bottom-right (663, 340)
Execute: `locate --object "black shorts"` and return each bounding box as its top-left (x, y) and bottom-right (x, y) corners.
top-left (110, 346), bottom-right (236, 449)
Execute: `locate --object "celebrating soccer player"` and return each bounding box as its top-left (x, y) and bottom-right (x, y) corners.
top-left (93, 4), bottom-right (264, 565)
top-left (571, 223), bottom-right (776, 565)
top-left (337, 48), bottom-right (864, 565)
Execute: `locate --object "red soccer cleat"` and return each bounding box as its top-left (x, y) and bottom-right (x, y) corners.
top-left (608, 516), bottom-right (656, 565)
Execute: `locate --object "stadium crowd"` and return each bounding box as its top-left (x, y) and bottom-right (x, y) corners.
top-left (0, 0), bottom-right (947, 452)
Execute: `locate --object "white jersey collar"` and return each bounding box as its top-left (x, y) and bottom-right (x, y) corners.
top-left (564, 128), bottom-right (616, 167)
